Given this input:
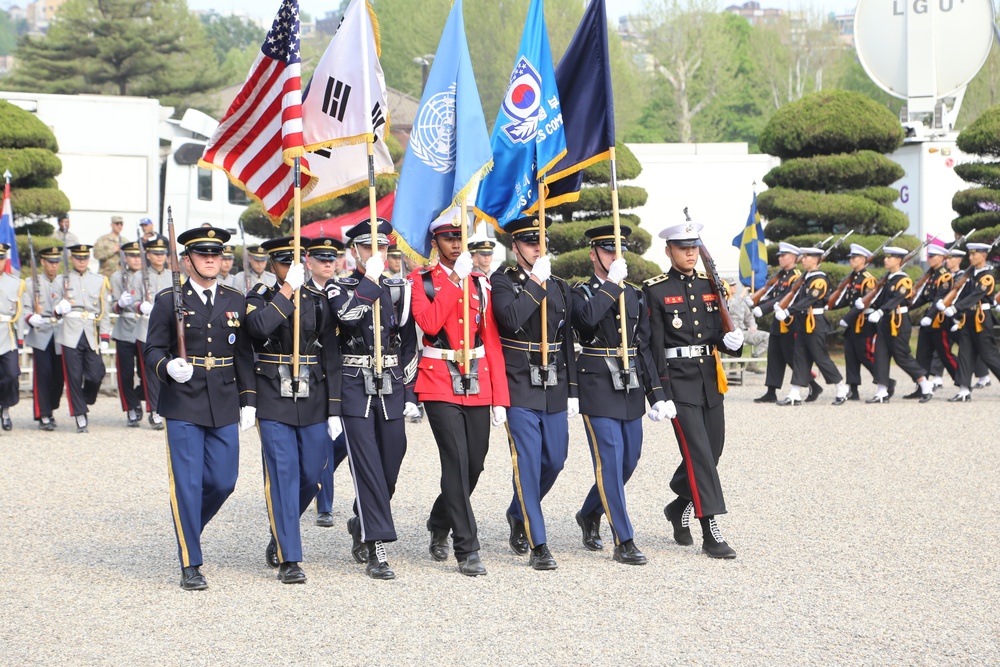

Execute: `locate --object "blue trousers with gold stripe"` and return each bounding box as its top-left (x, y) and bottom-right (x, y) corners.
top-left (315, 433), bottom-right (348, 514)
top-left (580, 415), bottom-right (643, 545)
top-left (258, 419), bottom-right (328, 564)
top-left (164, 420), bottom-right (239, 568)
top-left (506, 407), bottom-right (568, 549)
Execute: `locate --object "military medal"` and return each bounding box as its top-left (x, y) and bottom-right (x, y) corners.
top-left (672, 312), bottom-right (683, 329)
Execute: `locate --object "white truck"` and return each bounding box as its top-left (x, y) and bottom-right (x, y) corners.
top-left (0, 91), bottom-right (248, 242)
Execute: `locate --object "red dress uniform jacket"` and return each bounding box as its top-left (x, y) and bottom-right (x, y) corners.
top-left (409, 265), bottom-right (510, 407)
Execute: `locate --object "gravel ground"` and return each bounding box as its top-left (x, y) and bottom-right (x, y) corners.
top-left (0, 371), bottom-right (997, 666)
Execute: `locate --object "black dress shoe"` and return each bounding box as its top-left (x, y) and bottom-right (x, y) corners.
top-left (919, 392), bottom-right (933, 403)
top-left (347, 517), bottom-right (367, 564)
top-left (315, 512), bottom-right (334, 528)
top-left (865, 395), bottom-right (889, 404)
top-left (180, 566), bottom-right (208, 590)
top-left (529, 544), bottom-right (558, 570)
top-left (127, 409), bottom-right (141, 427)
top-left (75, 415), bottom-right (88, 433)
top-left (506, 512), bottom-right (529, 555)
top-left (575, 511), bottom-right (603, 551)
top-left (776, 397), bottom-right (802, 406)
top-left (457, 552), bottom-right (487, 577)
top-left (902, 388), bottom-right (923, 400)
top-left (805, 383), bottom-right (823, 402)
top-left (365, 541), bottom-right (396, 580)
top-left (613, 539), bottom-right (648, 565)
top-left (847, 387), bottom-right (860, 401)
top-left (664, 500), bottom-right (694, 546)
top-left (887, 379), bottom-right (897, 398)
top-left (948, 393), bottom-right (971, 402)
top-left (427, 520), bottom-right (450, 562)
top-left (973, 378), bottom-right (992, 388)
top-left (753, 392), bottom-right (777, 404)
top-left (149, 412), bottom-right (165, 430)
top-left (831, 396), bottom-right (847, 406)
top-left (1, 407), bottom-right (12, 431)
top-left (39, 418), bottom-right (56, 432)
top-left (278, 562), bottom-right (306, 584)
top-left (266, 536), bottom-right (279, 568)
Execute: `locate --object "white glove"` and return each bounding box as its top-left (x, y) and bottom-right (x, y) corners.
top-left (402, 402), bottom-right (421, 419)
top-left (951, 323), bottom-right (960, 332)
top-left (647, 399), bottom-right (677, 422)
top-left (139, 301), bottom-right (153, 315)
top-left (868, 309), bottom-right (883, 323)
top-left (55, 299), bottom-right (72, 315)
top-left (854, 298), bottom-right (866, 310)
top-left (606, 258), bottom-right (628, 284)
top-left (364, 254), bottom-right (385, 278)
top-left (167, 357), bottom-right (193, 383)
top-left (27, 313), bottom-right (44, 328)
top-left (744, 296), bottom-right (754, 308)
top-left (566, 397), bottom-right (579, 419)
top-left (935, 299), bottom-right (947, 312)
top-left (920, 316), bottom-right (932, 327)
top-left (838, 319), bottom-right (848, 328)
top-left (117, 292), bottom-right (133, 308)
top-left (722, 329), bottom-right (744, 351)
top-left (944, 306), bottom-right (956, 318)
top-left (240, 406), bottom-right (256, 431)
top-left (284, 262), bottom-right (305, 291)
top-left (327, 416), bottom-right (343, 440)
top-left (453, 252), bottom-right (474, 280)
top-left (99, 340), bottom-right (110, 353)
top-left (752, 306), bottom-right (762, 318)
top-left (775, 307), bottom-right (787, 322)
top-left (490, 405), bottom-right (507, 427)
top-left (530, 256), bottom-right (551, 283)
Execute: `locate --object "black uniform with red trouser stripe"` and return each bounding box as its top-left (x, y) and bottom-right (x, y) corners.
top-left (644, 267), bottom-right (742, 519)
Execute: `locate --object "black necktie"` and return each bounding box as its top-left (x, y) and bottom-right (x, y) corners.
top-left (203, 289), bottom-right (213, 310)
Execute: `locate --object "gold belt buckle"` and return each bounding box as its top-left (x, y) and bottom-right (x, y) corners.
top-left (204, 357), bottom-right (216, 370)
top-left (452, 349), bottom-right (465, 365)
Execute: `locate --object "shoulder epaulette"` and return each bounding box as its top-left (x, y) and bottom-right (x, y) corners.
top-left (624, 280), bottom-right (641, 289)
top-left (155, 286), bottom-right (172, 299)
top-left (573, 279), bottom-right (590, 289)
top-left (337, 277), bottom-right (360, 287)
top-left (219, 284), bottom-right (241, 294)
top-left (644, 273), bottom-right (668, 286)
top-left (255, 283), bottom-right (270, 295)
top-left (696, 271), bottom-right (708, 279)
top-left (383, 278), bottom-right (406, 287)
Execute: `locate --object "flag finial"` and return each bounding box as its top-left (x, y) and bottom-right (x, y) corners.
top-left (2, 170), bottom-right (10, 182)
top-left (683, 207), bottom-right (691, 222)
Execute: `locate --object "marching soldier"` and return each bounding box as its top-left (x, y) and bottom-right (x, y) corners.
top-left (776, 246), bottom-right (849, 405)
top-left (751, 242), bottom-right (807, 403)
top-left (830, 244), bottom-right (877, 400)
top-left (0, 243), bottom-right (23, 431)
top-left (329, 218), bottom-right (417, 580)
top-left (571, 225), bottom-right (668, 566)
top-left (942, 249), bottom-right (990, 390)
top-left (135, 238), bottom-right (173, 429)
top-left (23, 246), bottom-right (65, 430)
top-left (645, 221), bottom-right (744, 559)
top-left (235, 244), bottom-right (276, 293)
top-left (470, 239), bottom-right (497, 277)
top-left (245, 237), bottom-right (342, 584)
top-left (110, 241), bottom-right (146, 426)
top-left (410, 220), bottom-right (510, 577)
top-left (866, 246), bottom-right (934, 403)
top-left (491, 216), bottom-right (578, 571)
top-left (218, 244), bottom-right (241, 289)
top-left (909, 245), bottom-right (958, 394)
top-left (941, 241), bottom-right (1000, 401)
top-left (143, 227), bottom-right (255, 591)
top-left (53, 244), bottom-right (111, 433)
top-left (306, 237), bottom-right (349, 528)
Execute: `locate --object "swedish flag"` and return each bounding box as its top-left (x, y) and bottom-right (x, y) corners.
top-left (731, 191), bottom-right (767, 289)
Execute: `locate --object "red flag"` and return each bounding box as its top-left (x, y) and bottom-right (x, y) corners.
top-left (199, 0), bottom-right (314, 225)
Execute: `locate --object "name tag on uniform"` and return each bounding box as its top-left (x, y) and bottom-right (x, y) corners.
top-left (702, 294), bottom-right (717, 302)
top-left (664, 296), bottom-right (683, 305)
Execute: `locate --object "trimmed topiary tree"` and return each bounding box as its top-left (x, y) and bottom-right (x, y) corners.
top-left (757, 91), bottom-right (910, 249)
top-left (952, 104), bottom-right (1000, 243)
top-left (0, 101), bottom-right (72, 225)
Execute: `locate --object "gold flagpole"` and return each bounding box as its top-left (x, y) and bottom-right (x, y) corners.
top-left (367, 139), bottom-right (382, 378)
top-left (609, 146), bottom-right (630, 380)
top-left (459, 210), bottom-right (471, 389)
top-left (292, 157), bottom-right (302, 398)
top-left (538, 176), bottom-right (549, 367)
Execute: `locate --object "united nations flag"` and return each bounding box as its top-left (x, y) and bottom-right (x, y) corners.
top-left (392, 0), bottom-right (492, 261)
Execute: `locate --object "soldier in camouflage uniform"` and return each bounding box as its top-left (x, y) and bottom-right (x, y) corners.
top-left (23, 246), bottom-right (65, 430)
top-left (93, 216), bottom-right (130, 278)
top-left (725, 281), bottom-right (767, 373)
top-left (0, 243), bottom-right (24, 431)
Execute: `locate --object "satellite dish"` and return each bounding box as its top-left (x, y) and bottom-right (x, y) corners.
top-left (855, 0), bottom-right (996, 112)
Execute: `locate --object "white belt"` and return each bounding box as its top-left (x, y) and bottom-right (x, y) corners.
top-left (897, 307), bottom-right (908, 314)
top-left (342, 354), bottom-right (399, 368)
top-left (811, 308), bottom-right (825, 315)
top-left (665, 344), bottom-right (716, 359)
top-left (63, 311), bottom-right (94, 320)
top-left (863, 308), bottom-right (874, 314)
top-left (421, 346), bottom-right (486, 362)
top-left (982, 303), bottom-right (992, 311)
top-left (0, 316), bottom-right (11, 323)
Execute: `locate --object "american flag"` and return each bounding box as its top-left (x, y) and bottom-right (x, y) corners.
top-left (199, 0), bottom-right (314, 225)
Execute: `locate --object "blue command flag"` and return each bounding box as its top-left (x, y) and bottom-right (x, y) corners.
top-left (392, 0), bottom-right (492, 261)
top-left (474, 0), bottom-right (567, 230)
top-left (732, 191), bottom-right (767, 289)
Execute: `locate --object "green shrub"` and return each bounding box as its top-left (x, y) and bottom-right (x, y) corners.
top-left (385, 133), bottom-right (404, 163)
top-left (956, 104), bottom-right (1000, 157)
top-left (952, 187), bottom-right (1000, 216)
top-left (758, 91), bottom-right (904, 160)
top-left (16, 220), bottom-right (55, 236)
top-left (580, 143), bottom-right (642, 184)
top-left (552, 247), bottom-right (663, 285)
top-left (0, 101), bottom-right (60, 152)
top-left (548, 184), bottom-right (647, 218)
top-left (763, 151), bottom-right (904, 190)
top-left (0, 148), bottom-right (62, 185)
top-left (545, 216), bottom-right (649, 255)
top-left (10, 187), bottom-right (71, 219)
top-left (952, 212), bottom-right (1000, 236)
top-left (851, 186), bottom-right (901, 207)
top-left (953, 161), bottom-right (1000, 188)
top-left (15, 234), bottom-right (65, 269)
top-left (757, 187), bottom-right (909, 236)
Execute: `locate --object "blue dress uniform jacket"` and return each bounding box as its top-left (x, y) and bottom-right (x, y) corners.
top-left (871, 272), bottom-right (925, 385)
top-left (644, 267), bottom-right (742, 519)
top-left (571, 275), bottom-right (665, 419)
top-left (144, 283), bottom-right (256, 427)
top-left (757, 266), bottom-right (800, 390)
top-left (786, 271), bottom-right (843, 387)
top-left (244, 283), bottom-right (342, 424)
top-left (831, 268), bottom-right (877, 386)
top-left (490, 265), bottom-right (578, 411)
top-left (953, 267), bottom-right (1000, 388)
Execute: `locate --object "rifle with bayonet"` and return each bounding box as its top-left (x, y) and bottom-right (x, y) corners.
top-left (239, 220), bottom-right (251, 293)
top-left (136, 224), bottom-right (152, 305)
top-left (691, 209), bottom-right (734, 334)
top-left (777, 231), bottom-right (853, 312)
top-left (909, 230), bottom-right (973, 309)
top-left (825, 230), bottom-right (903, 309)
top-left (860, 237), bottom-right (936, 310)
top-left (167, 207), bottom-right (186, 358)
top-left (26, 229), bottom-right (41, 314)
top-left (940, 229), bottom-right (1000, 310)
top-left (61, 228), bottom-right (71, 300)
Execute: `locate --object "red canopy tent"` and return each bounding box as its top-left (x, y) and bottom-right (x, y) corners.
top-left (300, 191), bottom-right (396, 243)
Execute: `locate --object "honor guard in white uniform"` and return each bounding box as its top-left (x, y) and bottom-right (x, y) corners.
top-left (135, 238), bottom-right (173, 429)
top-left (23, 246), bottom-right (65, 430)
top-left (110, 241), bottom-right (146, 426)
top-left (53, 244), bottom-right (111, 433)
top-left (0, 243), bottom-right (24, 431)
